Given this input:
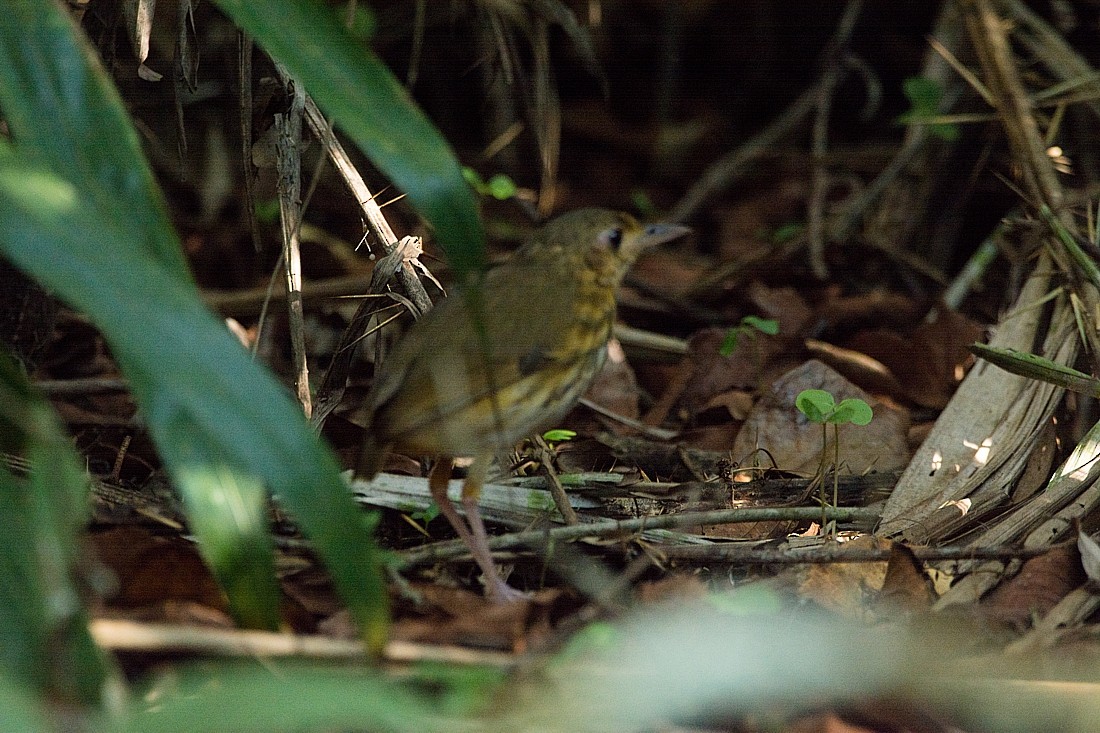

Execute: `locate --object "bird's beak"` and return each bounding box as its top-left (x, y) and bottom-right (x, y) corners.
top-left (637, 223), bottom-right (692, 249)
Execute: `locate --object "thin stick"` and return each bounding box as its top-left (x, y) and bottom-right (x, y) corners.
top-left (396, 506), bottom-right (879, 567)
top-left (273, 62), bottom-right (311, 417)
top-left (661, 541), bottom-right (1060, 564)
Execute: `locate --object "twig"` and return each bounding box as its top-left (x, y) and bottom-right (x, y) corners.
top-left (669, 86), bottom-right (817, 223)
top-left (301, 97), bottom-right (432, 315)
top-left (578, 398), bottom-right (679, 441)
top-left (237, 32), bottom-right (261, 253)
top-left (396, 506), bottom-right (879, 568)
top-left (202, 274), bottom-right (374, 317)
top-left (532, 435), bottom-right (579, 525)
top-left (273, 62), bottom-right (311, 417)
top-left (35, 377), bottom-right (129, 395)
top-left (660, 541), bottom-right (1060, 564)
top-left (612, 323), bottom-right (687, 356)
top-left (90, 619), bottom-right (516, 668)
top-left (808, 0), bottom-right (866, 279)
top-left (964, 0), bottom-right (1100, 359)
top-left (302, 92), bottom-right (440, 427)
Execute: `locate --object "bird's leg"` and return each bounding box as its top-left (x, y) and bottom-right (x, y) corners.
top-left (428, 456), bottom-right (478, 553)
top-left (460, 455), bottom-right (527, 603)
top-left (428, 456), bottom-right (525, 603)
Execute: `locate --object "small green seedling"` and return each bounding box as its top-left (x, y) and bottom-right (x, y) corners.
top-left (897, 75), bottom-right (960, 142)
top-left (769, 222), bottom-right (804, 244)
top-left (795, 389), bottom-right (873, 426)
top-left (254, 198), bottom-right (281, 223)
top-left (409, 502), bottom-right (441, 530)
top-left (462, 167), bottom-right (518, 201)
top-left (542, 428), bottom-right (577, 444)
top-left (719, 315), bottom-right (779, 357)
top-left (630, 190), bottom-right (659, 220)
top-left (795, 389), bottom-right (873, 534)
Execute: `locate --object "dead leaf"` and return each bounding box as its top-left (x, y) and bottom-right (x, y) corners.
top-left (678, 327), bottom-right (781, 415)
top-left (702, 389), bottom-right (755, 420)
top-left (981, 544), bottom-right (1085, 630)
top-left (389, 585), bottom-right (557, 653)
top-left (90, 527), bottom-right (227, 616)
top-left (577, 338), bottom-right (642, 435)
top-left (745, 281), bottom-right (814, 336)
top-left (798, 536), bottom-right (889, 619)
top-left (730, 360), bottom-right (910, 474)
top-left (875, 542), bottom-right (936, 615)
top-left (636, 574), bottom-right (709, 604)
top-left (845, 308), bottom-right (981, 409)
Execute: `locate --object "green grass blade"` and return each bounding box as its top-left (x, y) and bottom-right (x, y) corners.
top-left (0, 2), bottom-right (389, 647)
top-left (0, 0), bottom-right (188, 274)
top-left (0, 353), bottom-right (116, 707)
top-left (117, 663), bottom-right (443, 733)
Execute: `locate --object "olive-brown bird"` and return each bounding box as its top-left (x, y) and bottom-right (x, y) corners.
top-left (356, 209), bottom-right (689, 601)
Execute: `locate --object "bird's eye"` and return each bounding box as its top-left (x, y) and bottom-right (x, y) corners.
top-left (599, 227), bottom-right (624, 250)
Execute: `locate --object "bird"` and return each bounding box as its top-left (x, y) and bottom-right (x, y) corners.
top-left (354, 208), bottom-right (690, 602)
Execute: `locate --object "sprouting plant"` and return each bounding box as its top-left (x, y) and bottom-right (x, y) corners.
top-left (719, 315), bottom-right (779, 357)
top-left (462, 167), bottom-right (519, 201)
top-left (630, 190), bottom-right (659, 220)
top-left (542, 428), bottom-right (577, 446)
top-left (897, 76), bottom-right (960, 142)
top-left (795, 389), bottom-right (873, 534)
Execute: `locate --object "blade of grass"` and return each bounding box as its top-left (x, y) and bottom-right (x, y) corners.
top-left (0, 352), bottom-right (117, 707)
top-left (0, 2), bottom-right (389, 647)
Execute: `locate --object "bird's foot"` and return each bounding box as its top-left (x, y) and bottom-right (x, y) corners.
top-left (484, 574), bottom-right (528, 604)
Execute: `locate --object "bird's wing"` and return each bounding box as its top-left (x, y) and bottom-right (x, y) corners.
top-left (367, 263), bottom-right (590, 445)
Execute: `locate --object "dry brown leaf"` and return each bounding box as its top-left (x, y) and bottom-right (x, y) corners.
top-left (588, 339), bottom-right (640, 417)
top-left (702, 389), bottom-right (755, 420)
top-left (1077, 530), bottom-right (1100, 584)
top-left (678, 327), bottom-right (780, 414)
top-left (875, 542), bottom-right (936, 615)
top-left (675, 423), bottom-right (742, 454)
top-left (797, 536), bottom-right (889, 619)
top-left (981, 544), bottom-right (1085, 630)
top-left (635, 573), bottom-right (709, 604)
top-left (703, 519), bottom-right (801, 540)
top-left (389, 585), bottom-right (558, 653)
top-left (845, 308), bottom-right (981, 409)
top-left (90, 527), bottom-right (226, 615)
top-left (730, 360), bottom-right (910, 474)
top-left (1011, 418), bottom-right (1058, 504)
top-left (746, 281), bottom-right (814, 335)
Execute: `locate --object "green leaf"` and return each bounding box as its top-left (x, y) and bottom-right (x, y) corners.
top-left (898, 76), bottom-right (959, 142)
top-left (120, 663), bottom-right (440, 733)
top-left (630, 190), bottom-right (659, 220)
top-left (902, 75), bottom-right (942, 114)
top-left (795, 389), bottom-right (835, 423)
top-left (543, 428), bottom-right (577, 443)
top-left (770, 222), bottom-right (804, 244)
top-left (718, 330), bottom-right (739, 357)
top-left (462, 166), bottom-right (485, 190)
top-left (254, 198), bottom-right (281, 223)
top-left (0, 3), bottom-right (388, 648)
top-left (0, 353), bottom-right (115, 707)
top-left (337, 1), bottom-right (376, 40)
top-left (0, 672), bottom-right (51, 732)
top-left (214, 0), bottom-right (486, 278)
top-left (0, 1), bottom-right (189, 276)
top-left (830, 398), bottom-right (873, 426)
top-left (741, 315), bottom-right (779, 336)
top-left (486, 173), bottom-right (518, 201)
